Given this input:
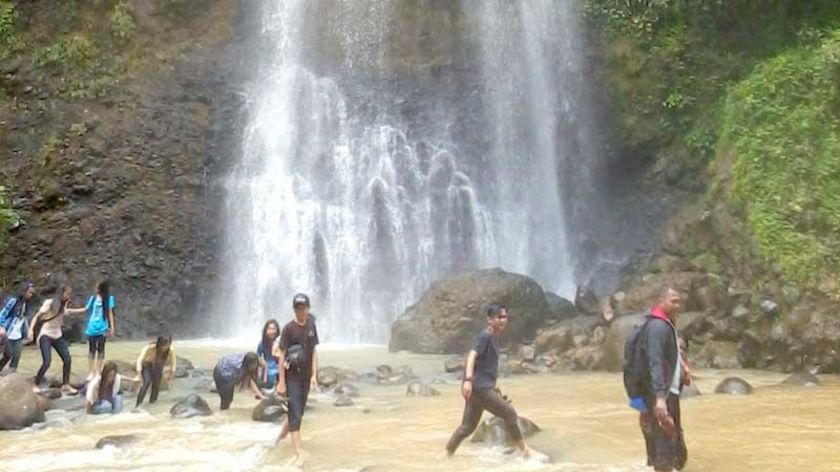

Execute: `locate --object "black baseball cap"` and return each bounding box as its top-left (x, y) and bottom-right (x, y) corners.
top-left (292, 293), bottom-right (311, 307)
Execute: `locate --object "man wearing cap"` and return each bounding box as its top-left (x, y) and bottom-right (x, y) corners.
top-left (275, 293), bottom-right (320, 463)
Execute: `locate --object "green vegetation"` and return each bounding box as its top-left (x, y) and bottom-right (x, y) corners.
top-left (723, 33), bottom-right (840, 295)
top-left (0, 0), bottom-right (19, 58)
top-left (584, 0), bottom-right (840, 296)
top-left (0, 186), bottom-right (17, 249)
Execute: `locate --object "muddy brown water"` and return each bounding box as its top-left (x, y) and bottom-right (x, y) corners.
top-left (1, 340), bottom-right (838, 471)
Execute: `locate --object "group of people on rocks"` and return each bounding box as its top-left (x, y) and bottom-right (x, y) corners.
top-left (1, 277), bottom-right (690, 471)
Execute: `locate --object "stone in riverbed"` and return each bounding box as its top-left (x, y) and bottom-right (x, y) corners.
top-left (470, 416), bottom-right (540, 447)
top-left (405, 381), bottom-right (440, 397)
top-left (170, 394), bottom-right (212, 418)
top-left (574, 285), bottom-right (600, 316)
top-left (96, 434), bottom-right (139, 449)
top-left (444, 358), bottom-right (465, 374)
top-left (680, 383), bottom-right (701, 399)
top-left (782, 371), bottom-right (820, 387)
top-left (334, 395), bottom-right (354, 407)
top-left (335, 382), bottom-right (360, 398)
top-left (714, 377), bottom-right (753, 395)
top-left (0, 374), bottom-right (45, 430)
top-left (252, 396), bottom-right (287, 422)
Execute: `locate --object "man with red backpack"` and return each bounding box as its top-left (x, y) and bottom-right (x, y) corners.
top-left (624, 284), bottom-right (689, 472)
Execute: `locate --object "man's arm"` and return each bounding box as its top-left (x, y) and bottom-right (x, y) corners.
top-left (310, 347), bottom-right (318, 388)
top-left (461, 350), bottom-right (478, 400)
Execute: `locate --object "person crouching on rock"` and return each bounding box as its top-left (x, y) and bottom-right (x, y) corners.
top-left (29, 283), bottom-right (89, 394)
top-left (135, 334), bottom-right (176, 408)
top-left (212, 352), bottom-right (266, 410)
top-left (445, 302), bottom-right (534, 458)
top-left (257, 319), bottom-right (281, 390)
top-left (0, 281), bottom-right (35, 374)
top-left (275, 293), bottom-right (320, 464)
top-left (85, 361), bottom-right (124, 415)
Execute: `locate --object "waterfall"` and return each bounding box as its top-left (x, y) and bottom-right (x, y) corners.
top-left (220, 0), bottom-right (597, 343)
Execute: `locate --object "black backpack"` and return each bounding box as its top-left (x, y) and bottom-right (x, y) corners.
top-left (623, 317), bottom-right (652, 399)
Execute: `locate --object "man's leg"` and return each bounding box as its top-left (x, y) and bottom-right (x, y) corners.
top-left (646, 395), bottom-right (679, 472)
top-left (481, 389), bottom-right (531, 457)
top-left (445, 392), bottom-right (484, 455)
top-left (670, 395), bottom-right (687, 471)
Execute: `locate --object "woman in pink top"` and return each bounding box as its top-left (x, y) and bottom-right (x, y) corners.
top-left (28, 284), bottom-right (87, 394)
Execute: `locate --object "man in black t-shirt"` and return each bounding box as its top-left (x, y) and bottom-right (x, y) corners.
top-left (275, 293), bottom-right (320, 463)
top-left (445, 303), bottom-right (533, 458)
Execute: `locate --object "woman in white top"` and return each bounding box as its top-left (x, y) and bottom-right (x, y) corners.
top-left (28, 284), bottom-right (87, 394)
top-left (85, 361), bottom-right (123, 415)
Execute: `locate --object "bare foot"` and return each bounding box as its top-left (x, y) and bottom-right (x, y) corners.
top-left (520, 446), bottom-right (534, 460)
top-left (61, 384), bottom-right (78, 395)
top-left (32, 385), bottom-right (42, 394)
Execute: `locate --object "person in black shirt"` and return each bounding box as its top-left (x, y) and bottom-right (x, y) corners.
top-left (275, 293), bottom-right (319, 464)
top-left (445, 302), bottom-right (533, 458)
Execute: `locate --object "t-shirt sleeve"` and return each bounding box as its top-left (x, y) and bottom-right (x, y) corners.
top-left (312, 322), bottom-right (320, 346)
top-left (278, 325), bottom-right (290, 351)
top-left (473, 332), bottom-right (490, 356)
top-left (86, 377), bottom-right (99, 403)
top-left (108, 295), bottom-right (115, 310)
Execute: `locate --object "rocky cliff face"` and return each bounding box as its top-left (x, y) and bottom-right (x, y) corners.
top-left (0, 0), bottom-right (242, 338)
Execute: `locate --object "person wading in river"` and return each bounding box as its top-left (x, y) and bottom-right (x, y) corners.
top-left (445, 302), bottom-right (534, 458)
top-left (29, 284), bottom-right (89, 394)
top-left (134, 334), bottom-right (176, 408)
top-left (275, 293), bottom-right (319, 464)
top-left (638, 285), bottom-right (689, 472)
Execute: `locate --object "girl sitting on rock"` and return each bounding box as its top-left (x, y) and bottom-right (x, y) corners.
top-left (85, 361), bottom-right (124, 415)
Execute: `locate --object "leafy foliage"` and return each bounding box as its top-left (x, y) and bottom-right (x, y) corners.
top-left (0, 0), bottom-right (18, 57)
top-left (0, 186), bottom-right (18, 250)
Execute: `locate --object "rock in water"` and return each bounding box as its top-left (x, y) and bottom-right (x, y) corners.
top-left (714, 377), bottom-right (753, 395)
top-left (405, 381), bottom-right (441, 397)
top-left (444, 358), bottom-right (465, 374)
top-left (175, 357), bottom-right (196, 378)
top-left (334, 395), bottom-right (354, 407)
top-left (170, 394), bottom-right (212, 418)
top-left (782, 371), bottom-right (820, 387)
top-left (597, 313), bottom-right (646, 371)
top-left (96, 434), bottom-right (139, 449)
top-left (389, 268), bottom-right (550, 353)
top-left (335, 382), bottom-right (360, 398)
top-left (471, 416), bottom-right (541, 447)
top-left (680, 384), bottom-right (702, 399)
top-left (252, 397), bottom-right (287, 422)
top-left (0, 374), bottom-right (46, 430)
top-left (574, 285), bottom-right (600, 316)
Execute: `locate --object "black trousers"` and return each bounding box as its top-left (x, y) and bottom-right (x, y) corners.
top-left (446, 387), bottom-right (523, 454)
top-left (0, 338), bottom-right (23, 371)
top-left (88, 335), bottom-right (106, 358)
top-left (641, 394), bottom-right (687, 471)
top-left (286, 377), bottom-right (311, 432)
top-left (136, 362), bottom-right (164, 407)
top-left (35, 336), bottom-right (72, 385)
top-left (213, 366), bottom-right (237, 410)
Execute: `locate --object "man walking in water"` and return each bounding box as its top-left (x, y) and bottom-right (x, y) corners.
top-left (275, 293), bottom-right (319, 464)
top-left (639, 285), bottom-right (688, 471)
top-left (446, 302), bottom-right (533, 458)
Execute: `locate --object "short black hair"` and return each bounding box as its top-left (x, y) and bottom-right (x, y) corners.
top-left (485, 302), bottom-right (506, 318)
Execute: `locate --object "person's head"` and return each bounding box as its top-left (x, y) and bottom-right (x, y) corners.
top-left (100, 361), bottom-right (119, 399)
top-left (262, 319), bottom-right (280, 346)
top-left (240, 352), bottom-right (262, 388)
top-left (59, 285), bottom-right (72, 303)
top-left (18, 281), bottom-right (34, 301)
top-left (657, 284), bottom-right (682, 320)
top-left (155, 335), bottom-right (172, 358)
top-left (485, 302), bottom-right (508, 333)
top-left (96, 280), bottom-right (110, 297)
top-left (292, 293), bottom-right (311, 322)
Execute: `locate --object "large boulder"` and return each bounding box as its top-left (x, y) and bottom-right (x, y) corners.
top-left (534, 315), bottom-right (599, 355)
top-left (389, 268), bottom-right (550, 353)
top-left (598, 313), bottom-right (646, 371)
top-left (544, 292), bottom-right (578, 321)
top-left (175, 357), bottom-right (195, 379)
top-left (574, 285), bottom-right (600, 316)
top-left (252, 397), bottom-right (287, 422)
top-left (0, 374), bottom-right (46, 430)
top-left (170, 394), bottom-right (212, 418)
top-left (470, 416), bottom-right (540, 447)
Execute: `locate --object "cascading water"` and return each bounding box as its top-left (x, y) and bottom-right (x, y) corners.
top-left (220, 0), bottom-right (598, 342)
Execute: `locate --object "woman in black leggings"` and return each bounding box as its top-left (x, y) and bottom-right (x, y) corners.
top-left (28, 284), bottom-right (87, 394)
top-left (135, 335), bottom-right (176, 408)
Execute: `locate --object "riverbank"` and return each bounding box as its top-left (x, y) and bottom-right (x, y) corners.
top-left (1, 340), bottom-right (839, 471)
